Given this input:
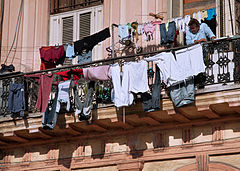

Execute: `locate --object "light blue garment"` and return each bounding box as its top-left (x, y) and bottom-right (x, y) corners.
top-left (78, 50), bottom-right (92, 64)
top-left (206, 8), bottom-right (217, 21)
top-left (66, 44), bottom-right (75, 59)
top-left (118, 24), bottom-right (129, 39)
top-left (186, 23), bottom-right (215, 45)
top-left (169, 77), bottom-right (195, 108)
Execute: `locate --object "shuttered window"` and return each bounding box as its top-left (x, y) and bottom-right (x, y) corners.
top-left (62, 16), bottom-right (73, 44)
top-left (79, 12), bottom-right (91, 39)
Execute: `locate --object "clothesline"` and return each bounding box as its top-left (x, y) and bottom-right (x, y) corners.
top-left (1, 36), bottom-right (231, 80)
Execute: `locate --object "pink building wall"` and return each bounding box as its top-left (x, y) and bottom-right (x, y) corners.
top-left (1, 0), bottom-right (168, 72)
top-left (0, 0), bottom-right (49, 72)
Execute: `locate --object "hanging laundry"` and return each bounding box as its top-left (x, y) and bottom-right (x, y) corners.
top-left (66, 44), bottom-right (75, 59)
top-left (173, 17), bottom-right (182, 31)
top-left (145, 52), bottom-right (176, 86)
top-left (40, 45), bottom-right (65, 70)
top-left (110, 63), bottom-right (134, 108)
top-left (56, 80), bottom-right (71, 113)
top-left (206, 8), bottom-right (217, 20)
top-left (202, 8), bottom-right (217, 35)
top-left (141, 64), bottom-right (161, 112)
top-left (169, 77), bottom-right (195, 107)
top-left (83, 65), bottom-right (111, 81)
top-left (160, 21), bottom-right (176, 45)
top-left (77, 50), bottom-right (92, 64)
top-left (118, 24), bottom-right (129, 40)
top-left (42, 90), bottom-right (58, 130)
top-left (73, 81), bottom-right (95, 121)
top-left (131, 22), bottom-right (139, 42)
top-left (200, 10), bottom-right (208, 20)
top-left (8, 83), bottom-right (25, 117)
top-left (144, 23), bottom-right (156, 41)
top-left (193, 12), bottom-right (197, 19)
top-left (126, 60), bottom-right (149, 93)
top-left (74, 27), bottom-right (110, 55)
top-left (25, 73), bottom-right (53, 113)
top-left (55, 69), bottom-right (83, 82)
top-left (184, 15), bottom-right (191, 26)
top-left (197, 11), bottom-right (202, 23)
top-left (175, 44), bottom-right (205, 78)
top-left (137, 24), bottom-right (145, 35)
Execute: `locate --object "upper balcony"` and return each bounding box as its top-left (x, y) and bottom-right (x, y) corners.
top-left (0, 37), bottom-right (240, 148)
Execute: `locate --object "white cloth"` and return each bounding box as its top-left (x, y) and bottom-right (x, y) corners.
top-left (56, 80), bottom-right (71, 112)
top-left (197, 11), bottom-right (202, 23)
top-left (174, 44), bottom-right (205, 83)
top-left (184, 15), bottom-right (191, 25)
top-left (127, 60), bottom-right (149, 93)
top-left (137, 24), bottom-right (144, 35)
top-left (110, 64), bottom-right (134, 107)
top-left (118, 24), bottom-right (129, 39)
top-left (145, 44), bottom-right (205, 86)
top-left (193, 12), bottom-right (196, 19)
top-left (145, 52), bottom-right (177, 86)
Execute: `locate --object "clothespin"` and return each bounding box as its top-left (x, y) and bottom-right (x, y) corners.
top-left (135, 56), bottom-right (140, 62)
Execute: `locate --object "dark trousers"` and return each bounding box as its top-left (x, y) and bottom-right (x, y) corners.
top-left (8, 83), bottom-right (25, 117)
top-left (160, 21), bottom-right (176, 45)
top-left (73, 81), bottom-right (95, 121)
top-left (42, 90), bottom-right (58, 130)
top-left (141, 65), bottom-right (161, 112)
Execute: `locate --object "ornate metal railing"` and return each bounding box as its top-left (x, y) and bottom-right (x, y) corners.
top-left (1, 37), bottom-right (240, 117)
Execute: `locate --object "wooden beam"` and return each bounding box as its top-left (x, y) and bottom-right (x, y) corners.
top-left (3, 132), bottom-right (29, 143)
top-left (166, 109), bottom-right (190, 123)
top-left (28, 128), bottom-right (52, 139)
top-left (197, 105), bottom-right (220, 119)
top-left (137, 113), bottom-right (162, 126)
top-left (38, 128), bottom-right (56, 138)
top-left (177, 106), bottom-right (203, 119)
top-left (228, 101), bottom-right (240, 114)
top-left (125, 114), bottom-right (147, 126)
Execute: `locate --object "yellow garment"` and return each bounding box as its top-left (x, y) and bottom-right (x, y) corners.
top-left (201, 10), bottom-right (208, 20)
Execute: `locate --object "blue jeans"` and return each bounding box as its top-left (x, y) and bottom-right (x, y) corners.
top-left (42, 90), bottom-right (58, 130)
top-left (160, 21), bottom-right (176, 45)
top-left (78, 50), bottom-right (92, 64)
top-left (169, 78), bottom-right (195, 107)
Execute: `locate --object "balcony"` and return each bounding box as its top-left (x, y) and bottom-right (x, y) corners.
top-left (0, 37), bottom-right (240, 148)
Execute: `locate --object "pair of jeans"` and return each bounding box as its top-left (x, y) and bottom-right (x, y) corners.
top-left (8, 83), bottom-right (25, 117)
top-left (42, 90), bottom-right (58, 130)
top-left (73, 81), bottom-right (95, 121)
top-left (169, 77), bottom-right (195, 108)
top-left (141, 65), bottom-right (161, 112)
top-left (78, 50), bottom-right (92, 65)
top-left (160, 21), bottom-right (176, 45)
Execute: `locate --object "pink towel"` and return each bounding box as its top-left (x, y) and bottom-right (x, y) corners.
top-left (83, 65), bottom-right (111, 81)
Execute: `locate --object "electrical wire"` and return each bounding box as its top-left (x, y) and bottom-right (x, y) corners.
top-left (3, 0), bottom-right (23, 65)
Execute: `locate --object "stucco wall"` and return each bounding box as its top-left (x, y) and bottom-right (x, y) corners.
top-left (0, 0), bottom-right (49, 72)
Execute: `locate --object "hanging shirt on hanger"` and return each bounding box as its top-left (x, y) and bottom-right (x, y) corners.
top-left (118, 24), bottom-right (129, 40)
top-left (206, 8), bottom-right (217, 20)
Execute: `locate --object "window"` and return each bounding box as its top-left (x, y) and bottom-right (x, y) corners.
top-left (49, 5), bottom-right (103, 63)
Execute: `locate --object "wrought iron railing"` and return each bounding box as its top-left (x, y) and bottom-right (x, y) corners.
top-left (1, 37), bottom-right (240, 117)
